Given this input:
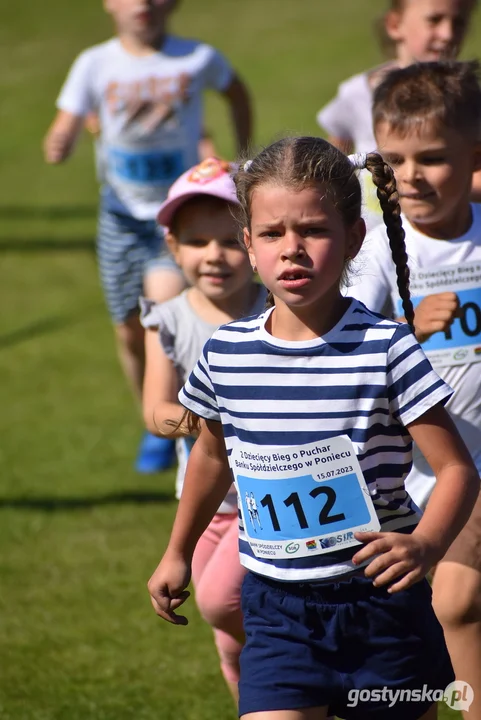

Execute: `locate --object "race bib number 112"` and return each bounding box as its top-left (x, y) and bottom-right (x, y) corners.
top-left (232, 436), bottom-right (380, 560)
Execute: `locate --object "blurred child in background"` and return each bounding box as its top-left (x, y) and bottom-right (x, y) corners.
top-left (142, 157), bottom-right (265, 701)
top-left (350, 61), bottom-right (481, 717)
top-left (44, 0), bottom-right (252, 472)
top-left (316, 0), bottom-right (479, 226)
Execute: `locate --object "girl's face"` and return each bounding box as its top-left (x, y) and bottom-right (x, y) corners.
top-left (168, 199), bottom-right (253, 301)
top-left (376, 120), bottom-right (481, 238)
top-left (385, 0), bottom-right (474, 65)
top-left (244, 184), bottom-right (364, 315)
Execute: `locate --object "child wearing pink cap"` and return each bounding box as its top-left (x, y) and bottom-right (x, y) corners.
top-left (142, 157), bottom-right (265, 701)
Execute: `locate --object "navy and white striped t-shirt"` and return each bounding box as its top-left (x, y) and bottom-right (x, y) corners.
top-left (179, 299), bottom-right (453, 582)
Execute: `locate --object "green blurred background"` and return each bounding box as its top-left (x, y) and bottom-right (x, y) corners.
top-left (1, 1), bottom-right (479, 717)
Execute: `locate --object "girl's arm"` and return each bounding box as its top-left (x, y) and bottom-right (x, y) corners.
top-left (221, 74), bottom-right (253, 154)
top-left (353, 403), bottom-right (479, 592)
top-left (143, 328), bottom-right (188, 437)
top-left (43, 110), bottom-right (85, 163)
top-left (406, 404), bottom-right (479, 555)
top-left (147, 419), bottom-right (233, 624)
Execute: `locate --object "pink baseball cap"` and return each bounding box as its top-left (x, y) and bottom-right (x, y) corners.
top-left (157, 157), bottom-right (239, 228)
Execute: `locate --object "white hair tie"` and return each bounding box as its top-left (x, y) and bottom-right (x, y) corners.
top-left (243, 160), bottom-right (253, 171)
top-left (348, 153), bottom-right (367, 170)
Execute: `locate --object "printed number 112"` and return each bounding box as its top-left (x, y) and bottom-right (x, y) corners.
top-left (260, 488), bottom-right (345, 532)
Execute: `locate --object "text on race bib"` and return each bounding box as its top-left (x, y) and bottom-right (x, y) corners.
top-left (107, 147), bottom-right (185, 185)
top-left (231, 436), bottom-right (380, 560)
top-left (396, 261), bottom-right (481, 367)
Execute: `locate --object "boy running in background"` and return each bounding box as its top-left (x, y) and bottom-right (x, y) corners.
top-left (44, 0), bottom-right (252, 471)
top-left (350, 61), bottom-right (481, 717)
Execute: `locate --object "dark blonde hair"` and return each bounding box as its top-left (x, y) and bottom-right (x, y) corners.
top-left (373, 60), bottom-right (481, 139)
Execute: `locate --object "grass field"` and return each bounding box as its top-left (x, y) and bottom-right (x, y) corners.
top-left (1, 1), bottom-right (479, 718)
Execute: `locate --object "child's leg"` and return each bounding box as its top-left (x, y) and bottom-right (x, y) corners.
top-left (113, 313), bottom-right (145, 400)
top-left (432, 493), bottom-right (481, 719)
top-left (97, 207), bottom-right (184, 469)
top-left (97, 208), bottom-right (184, 402)
top-left (194, 515), bottom-right (245, 638)
top-left (192, 513), bottom-right (246, 700)
top-left (241, 697), bottom-right (437, 719)
top-left (212, 629), bottom-right (243, 702)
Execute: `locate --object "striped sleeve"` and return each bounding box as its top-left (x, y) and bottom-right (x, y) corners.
top-left (387, 323), bottom-right (453, 427)
top-left (178, 338), bottom-right (220, 421)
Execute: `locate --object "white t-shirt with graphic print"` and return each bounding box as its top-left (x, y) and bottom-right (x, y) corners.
top-left (57, 36), bottom-right (233, 220)
top-left (350, 205), bottom-right (481, 508)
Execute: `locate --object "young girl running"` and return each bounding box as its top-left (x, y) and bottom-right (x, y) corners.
top-left (147, 136), bottom-right (479, 719)
top-left (350, 60), bottom-right (481, 718)
top-left (141, 157), bottom-right (265, 701)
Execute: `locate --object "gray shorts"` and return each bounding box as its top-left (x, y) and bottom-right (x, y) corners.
top-left (96, 206), bottom-right (182, 323)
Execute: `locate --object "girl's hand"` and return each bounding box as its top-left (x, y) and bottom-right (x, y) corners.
top-left (352, 530), bottom-right (440, 593)
top-left (412, 292), bottom-right (459, 343)
top-left (147, 552), bottom-right (192, 625)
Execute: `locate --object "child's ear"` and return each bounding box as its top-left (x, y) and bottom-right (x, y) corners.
top-left (346, 217), bottom-right (366, 261)
top-left (384, 10), bottom-right (403, 42)
top-left (243, 228), bottom-right (256, 269)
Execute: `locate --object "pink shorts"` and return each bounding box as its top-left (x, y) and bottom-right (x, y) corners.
top-left (191, 512), bottom-right (246, 683)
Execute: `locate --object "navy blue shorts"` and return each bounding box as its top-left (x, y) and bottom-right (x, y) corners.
top-left (239, 572), bottom-right (454, 719)
top-left (96, 207), bottom-right (182, 323)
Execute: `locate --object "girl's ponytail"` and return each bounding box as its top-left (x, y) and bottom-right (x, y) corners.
top-left (363, 153), bottom-right (414, 328)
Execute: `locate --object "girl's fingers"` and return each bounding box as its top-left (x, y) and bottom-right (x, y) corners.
top-left (352, 532), bottom-right (390, 564)
top-left (369, 561), bottom-right (412, 587)
top-left (386, 569), bottom-right (421, 594)
top-left (169, 590), bottom-right (190, 610)
top-left (150, 590), bottom-right (190, 625)
top-left (363, 551), bottom-right (399, 578)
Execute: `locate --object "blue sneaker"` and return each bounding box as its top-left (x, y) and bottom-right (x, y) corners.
top-left (135, 432), bottom-right (176, 473)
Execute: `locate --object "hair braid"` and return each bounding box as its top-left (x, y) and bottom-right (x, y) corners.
top-left (365, 152), bottom-right (414, 328)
